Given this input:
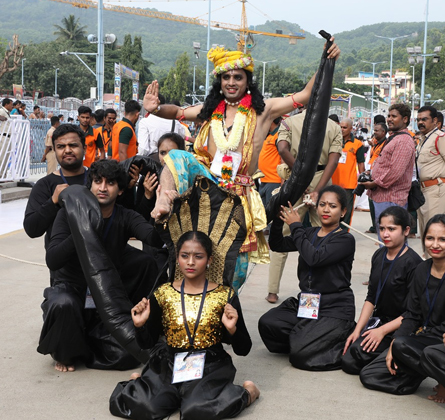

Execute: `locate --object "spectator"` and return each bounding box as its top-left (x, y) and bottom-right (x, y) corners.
top-left (77, 105), bottom-right (105, 168)
top-left (41, 116), bottom-right (60, 174)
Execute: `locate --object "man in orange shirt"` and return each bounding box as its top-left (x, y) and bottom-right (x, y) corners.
top-left (331, 118), bottom-right (365, 228)
top-left (258, 117), bottom-right (282, 207)
top-left (78, 106), bottom-right (105, 167)
top-left (112, 100), bottom-right (141, 162)
top-left (102, 108), bottom-right (117, 158)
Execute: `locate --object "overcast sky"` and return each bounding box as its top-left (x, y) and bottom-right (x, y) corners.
top-left (108, 0), bottom-right (443, 36)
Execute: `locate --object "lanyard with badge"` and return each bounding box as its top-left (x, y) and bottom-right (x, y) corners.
top-left (172, 279), bottom-right (208, 384)
top-left (364, 245), bottom-right (407, 331)
top-left (85, 207), bottom-right (116, 309)
top-left (297, 227), bottom-right (339, 320)
top-left (416, 269), bottom-right (445, 334)
top-left (59, 168), bottom-right (88, 186)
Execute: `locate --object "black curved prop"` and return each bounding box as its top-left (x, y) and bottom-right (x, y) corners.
top-left (266, 30), bottom-right (335, 222)
top-left (59, 185), bottom-right (150, 363)
top-left (119, 155), bottom-right (161, 178)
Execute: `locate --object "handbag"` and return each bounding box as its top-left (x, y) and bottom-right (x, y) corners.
top-left (407, 179), bottom-right (425, 211)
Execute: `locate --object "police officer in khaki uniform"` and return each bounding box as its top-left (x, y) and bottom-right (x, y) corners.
top-left (416, 105), bottom-right (445, 240)
top-left (265, 110), bottom-right (342, 303)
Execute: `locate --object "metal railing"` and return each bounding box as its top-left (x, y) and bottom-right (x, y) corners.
top-left (0, 118), bottom-right (31, 182)
top-left (29, 120), bottom-right (51, 175)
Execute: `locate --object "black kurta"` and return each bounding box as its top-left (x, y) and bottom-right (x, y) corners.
top-left (360, 260), bottom-right (445, 395)
top-left (258, 220), bottom-right (356, 371)
top-left (342, 247), bottom-right (422, 375)
top-left (38, 204), bottom-right (163, 370)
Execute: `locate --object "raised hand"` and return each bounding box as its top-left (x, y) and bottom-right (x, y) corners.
top-left (222, 303), bottom-right (238, 335)
top-left (143, 80), bottom-right (160, 113)
top-left (132, 297), bottom-right (151, 328)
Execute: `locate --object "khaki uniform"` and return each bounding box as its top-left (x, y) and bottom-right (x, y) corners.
top-left (268, 113), bottom-right (342, 294)
top-left (416, 128), bottom-right (445, 239)
top-left (44, 126), bottom-right (57, 174)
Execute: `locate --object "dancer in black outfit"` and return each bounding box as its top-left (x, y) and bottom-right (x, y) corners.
top-left (342, 206), bottom-right (422, 374)
top-left (258, 185), bottom-right (356, 371)
top-left (360, 214), bottom-right (445, 396)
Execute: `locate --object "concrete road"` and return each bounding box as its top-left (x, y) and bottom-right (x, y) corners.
top-left (1, 209), bottom-right (444, 419)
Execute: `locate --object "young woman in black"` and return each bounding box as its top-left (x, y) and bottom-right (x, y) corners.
top-left (342, 206), bottom-right (422, 374)
top-left (360, 214), bottom-right (445, 397)
top-left (258, 185), bottom-right (356, 371)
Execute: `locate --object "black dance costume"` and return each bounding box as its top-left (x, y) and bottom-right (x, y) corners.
top-left (258, 220), bottom-right (356, 371)
top-left (360, 260), bottom-right (445, 395)
top-left (342, 247), bottom-right (422, 374)
top-left (39, 204), bottom-right (162, 370)
top-left (110, 283), bottom-right (252, 420)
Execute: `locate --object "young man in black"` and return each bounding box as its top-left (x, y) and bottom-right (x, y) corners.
top-left (24, 124), bottom-right (88, 254)
top-left (39, 160), bottom-right (162, 372)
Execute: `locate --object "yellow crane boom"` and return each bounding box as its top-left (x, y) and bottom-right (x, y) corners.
top-left (50, 0), bottom-right (306, 50)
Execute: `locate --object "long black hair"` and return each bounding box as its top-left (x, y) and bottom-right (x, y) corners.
top-left (197, 70), bottom-right (265, 121)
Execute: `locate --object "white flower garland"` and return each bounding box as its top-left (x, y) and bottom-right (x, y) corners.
top-left (211, 109), bottom-right (247, 153)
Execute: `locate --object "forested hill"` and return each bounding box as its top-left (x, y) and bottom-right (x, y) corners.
top-left (3, 0), bottom-right (445, 73)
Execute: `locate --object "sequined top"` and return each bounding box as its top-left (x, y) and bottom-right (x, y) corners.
top-left (154, 283), bottom-right (230, 349)
top-left (135, 282), bottom-right (252, 356)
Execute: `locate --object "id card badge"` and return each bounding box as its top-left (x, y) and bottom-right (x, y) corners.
top-left (210, 149), bottom-right (242, 179)
top-left (297, 292), bottom-right (321, 319)
top-left (339, 151), bottom-right (347, 164)
top-left (85, 287), bottom-right (96, 309)
top-left (172, 351), bottom-right (206, 384)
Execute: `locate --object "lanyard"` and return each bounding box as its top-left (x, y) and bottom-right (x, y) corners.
top-left (418, 128), bottom-right (438, 155)
top-left (59, 168), bottom-right (87, 186)
top-left (181, 279), bottom-right (208, 350)
top-left (424, 269), bottom-right (445, 329)
top-left (374, 245), bottom-right (407, 307)
top-left (307, 226), bottom-right (340, 290)
top-left (102, 207), bottom-right (116, 241)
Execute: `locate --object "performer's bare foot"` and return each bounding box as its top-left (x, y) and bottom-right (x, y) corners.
top-left (55, 361), bottom-right (75, 372)
top-left (151, 187), bottom-right (177, 221)
top-left (428, 384), bottom-right (445, 403)
top-left (243, 381), bottom-right (260, 406)
top-left (130, 372), bottom-right (141, 380)
top-left (433, 383), bottom-right (439, 392)
top-left (266, 293), bottom-right (278, 304)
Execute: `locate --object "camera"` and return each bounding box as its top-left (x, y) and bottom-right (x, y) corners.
top-left (353, 172), bottom-right (372, 196)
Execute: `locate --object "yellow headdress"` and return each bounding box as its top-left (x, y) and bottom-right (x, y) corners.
top-left (207, 46), bottom-right (254, 75)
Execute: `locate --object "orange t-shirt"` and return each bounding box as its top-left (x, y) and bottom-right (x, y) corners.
top-left (83, 126), bottom-right (103, 168)
top-left (258, 130), bottom-right (281, 183)
top-left (331, 138), bottom-right (364, 190)
top-left (112, 119), bottom-right (137, 161)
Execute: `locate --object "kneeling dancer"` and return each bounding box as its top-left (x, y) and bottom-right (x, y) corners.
top-left (258, 185), bottom-right (356, 370)
top-left (110, 231), bottom-right (259, 420)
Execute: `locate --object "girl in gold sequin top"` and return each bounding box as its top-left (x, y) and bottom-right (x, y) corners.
top-left (110, 231), bottom-right (260, 420)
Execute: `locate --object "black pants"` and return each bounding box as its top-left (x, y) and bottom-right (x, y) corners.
top-left (110, 343), bottom-right (249, 420)
top-left (421, 343), bottom-right (445, 386)
top-left (258, 297), bottom-right (355, 371)
top-left (360, 334), bottom-right (442, 395)
top-left (342, 334), bottom-right (393, 375)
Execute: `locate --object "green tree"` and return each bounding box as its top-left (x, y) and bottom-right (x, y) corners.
top-left (161, 52), bottom-right (190, 103)
top-left (257, 65), bottom-right (304, 97)
top-left (53, 15), bottom-right (87, 43)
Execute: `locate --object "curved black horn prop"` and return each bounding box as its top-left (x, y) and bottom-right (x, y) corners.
top-left (266, 30), bottom-right (335, 222)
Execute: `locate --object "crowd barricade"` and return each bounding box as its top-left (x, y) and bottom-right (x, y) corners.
top-left (0, 118), bottom-right (31, 182)
top-left (29, 120), bottom-right (51, 175)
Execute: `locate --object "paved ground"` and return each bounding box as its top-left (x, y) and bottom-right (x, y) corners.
top-left (1, 203), bottom-right (444, 419)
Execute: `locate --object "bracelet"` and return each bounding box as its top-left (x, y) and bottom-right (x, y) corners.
top-left (152, 105), bottom-right (161, 115)
top-left (177, 108), bottom-right (185, 122)
top-left (291, 93), bottom-right (304, 109)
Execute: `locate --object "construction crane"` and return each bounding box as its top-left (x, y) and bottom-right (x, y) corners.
top-left (50, 0), bottom-right (306, 51)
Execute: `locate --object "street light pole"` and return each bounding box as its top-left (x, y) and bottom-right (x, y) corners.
top-left (21, 58), bottom-right (26, 89)
top-left (375, 34), bottom-right (410, 106)
top-left (193, 65), bottom-right (197, 105)
top-left (420, 0), bottom-right (429, 107)
top-left (362, 60), bottom-right (386, 134)
top-left (54, 67), bottom-right (59, 97)
top-left (97, 0), bottom-right (104, 109)
top-left (257, 59), bottom-right (276, 96)
top-left (411, 65), bottom-right (416, 129)
top-left (205, 0), bottom-right (211, 97)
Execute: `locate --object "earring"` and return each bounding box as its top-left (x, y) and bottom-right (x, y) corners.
top-left (206, 264), bottom-right (210, 269)
top-left (247, 89), bottom-right (251, 94)
top-left (220, 89), bottom-right (223, 95)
